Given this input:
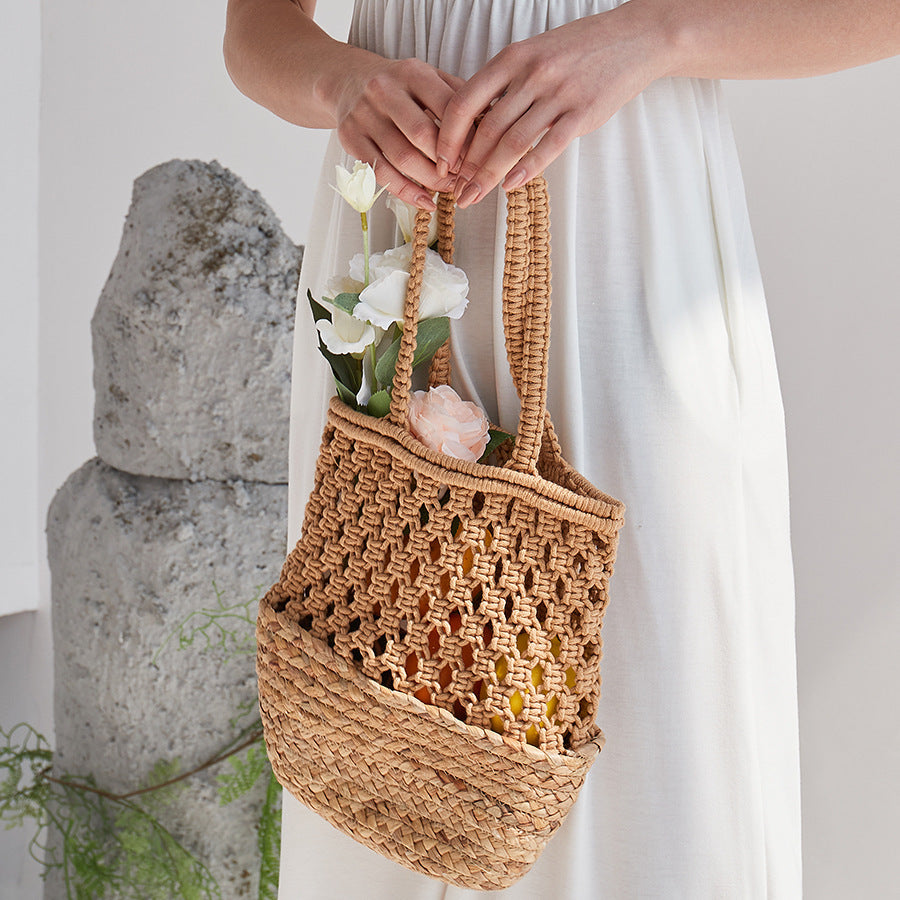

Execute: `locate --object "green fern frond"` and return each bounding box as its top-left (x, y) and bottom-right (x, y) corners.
top-left (154, 582), bottom-right (261, 664)
top-left (3, 574), bottom-right (282, 900)
top-left (1, 723), bottom-right (54, 828)
top-left (216, 743), bottom-right (268, 806)
top-left (256, 772), bottom-right (281, 900)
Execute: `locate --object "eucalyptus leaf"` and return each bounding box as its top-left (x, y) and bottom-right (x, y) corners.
top-left (318, 341), bottom-right (361, 396)
top-left (375, 317), bottom-right (451, 386)
top-left (366, 390), bottom-right (392, 418)
top-left (310, 290), bottom-right (362, 402)
top-left (330, 292), bottom-right (361, 315)
top-left (334, 378), bottom-right (358, 408)
top-left (307, 290), bottom-right (332, 324)
top-left (479, 428), bottom-right (514, 463)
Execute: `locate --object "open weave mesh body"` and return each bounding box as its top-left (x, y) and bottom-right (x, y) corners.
top-left (268, 404), bottom-right (621, 752)
top-left (264, 178), bottom-right (624, 753)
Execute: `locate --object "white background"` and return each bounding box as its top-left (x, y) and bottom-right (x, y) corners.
top-left (2, 1), bottom-right (897, 897)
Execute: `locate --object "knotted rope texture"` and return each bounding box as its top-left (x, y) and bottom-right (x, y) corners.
top-left (389, 179), bottom-right (552, 476)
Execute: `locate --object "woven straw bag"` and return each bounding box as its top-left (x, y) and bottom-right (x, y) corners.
top-left (257, 177), bottom-right (625, 890)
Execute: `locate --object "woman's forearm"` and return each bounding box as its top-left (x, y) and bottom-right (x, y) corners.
top-left (223, 0), bottom-right (373, 128)
top-left (651, 0), bottom-right (900, 80)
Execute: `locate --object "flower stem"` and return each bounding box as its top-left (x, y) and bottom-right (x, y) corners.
top-left (361, 211), bottom-right (370, 286)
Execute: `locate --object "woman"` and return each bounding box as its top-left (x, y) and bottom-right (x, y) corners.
top-left (224, 2), bottom-right (900, 897)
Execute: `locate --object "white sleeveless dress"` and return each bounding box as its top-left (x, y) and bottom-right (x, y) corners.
top-left (279, 1), bottom-right (802, 897)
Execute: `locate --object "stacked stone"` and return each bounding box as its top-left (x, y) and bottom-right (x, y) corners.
top-left (46, 160), bottom-right (301, 899)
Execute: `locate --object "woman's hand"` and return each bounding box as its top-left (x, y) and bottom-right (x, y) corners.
top-left (436, 3), bottom-right (674, 206)
top-left (327, 52), bottom-right (466, 210)
top-left (226, 0), bottom-right (465, 210)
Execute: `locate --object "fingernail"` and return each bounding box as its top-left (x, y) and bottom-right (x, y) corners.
top-left (504, 168), bottom-right (527, 191)
top-left (451, 155), bottom-right (463, 175)
top-left (416, 192), bottom-right (437, 210)
top-left (436, 156), bottom-right (449, 179)
top-left (457, 182), bottom-right (480, 208)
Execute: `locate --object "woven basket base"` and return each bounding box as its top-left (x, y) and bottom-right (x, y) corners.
top-left (257, 601), bottom-right (604, 891)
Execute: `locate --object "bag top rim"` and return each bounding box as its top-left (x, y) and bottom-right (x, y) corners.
top-left (328, 396), bottom-right (625, 534)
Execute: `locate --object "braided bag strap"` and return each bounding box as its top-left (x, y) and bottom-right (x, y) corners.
top-left (427, 192), bottom-right (456, 388)
top-left (389, 178), bottom-right (552, 476)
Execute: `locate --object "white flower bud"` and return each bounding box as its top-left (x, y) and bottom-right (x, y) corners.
top-left (332, 161), bottom-right (386, 213)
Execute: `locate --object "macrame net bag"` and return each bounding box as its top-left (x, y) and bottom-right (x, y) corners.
top-left (257, 177), bottom-right (625, 890)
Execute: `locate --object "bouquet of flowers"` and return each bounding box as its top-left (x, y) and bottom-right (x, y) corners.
top-left (309, 161), bottom-right (510, 463)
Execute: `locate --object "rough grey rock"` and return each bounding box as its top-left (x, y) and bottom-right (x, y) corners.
top-left (46, 458), bottom-right (288, 899)
top-left (92, 159), bottom-right (301, 483)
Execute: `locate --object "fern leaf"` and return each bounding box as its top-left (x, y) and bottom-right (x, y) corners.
top-left (216, 744), bottom-right (268, 806)
top-left (256, 772), bottom-right (281, 900)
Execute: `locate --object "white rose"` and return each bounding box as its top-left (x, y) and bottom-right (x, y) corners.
top-left (323, 273), bottom-right (364, 301)
top-left (316, 307), bottom-right (376, 356)
top-left (350, 243), bottom-right (469, 328)
top-left (387, 195), bottom-right (438, 245)
top-left (332, 161), bottom-right (385, 213)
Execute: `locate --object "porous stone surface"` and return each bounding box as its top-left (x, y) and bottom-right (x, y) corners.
top-left (92, 159), bottom-right (301, 483)
top-left (46, 458), bottom-right (288, 899)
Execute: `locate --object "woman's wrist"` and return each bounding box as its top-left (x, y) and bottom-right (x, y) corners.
top-left (313, 45), bottom-right (385, 126)
top-left (225, 0), bottom-right (383, 129)
top-left (607, 0), bottom-right (695, 82)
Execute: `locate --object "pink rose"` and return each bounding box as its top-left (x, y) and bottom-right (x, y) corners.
top-left (408, 385), bottom-right (490, 463)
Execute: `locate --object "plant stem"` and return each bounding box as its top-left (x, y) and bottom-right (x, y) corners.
top-left (360, 211), bottom-right (370, 286)
top-left (42, 727), bottom-right (265, 803)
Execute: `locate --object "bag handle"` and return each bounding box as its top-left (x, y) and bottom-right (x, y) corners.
top-left (388, 177), bottom-right (552, 476)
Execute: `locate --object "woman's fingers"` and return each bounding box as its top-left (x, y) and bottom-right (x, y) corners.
top-left (372, 86), bottom-right (444, 167)
top-left (438, 9), bottom-right (668, 202)
top-left (333, 57), bottom-right (464, 206)
top-left (373, 118), bottom-right (457, 197)
top-left (501, 113), bottom-right (581, 190)
top-left (435, 61), bottom-right (515, 178)
top-left (436, 69), bottom-right (468, 95)
top-left (456, 106), bottom-right (585, 205)
top-left (354, 136), bottom-right (436, 210)
top-left (451, 95), bottom-right (551, 205)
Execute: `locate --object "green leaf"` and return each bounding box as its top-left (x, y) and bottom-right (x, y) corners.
top-left (366, 390), bottom-right (392, 418)
top-left (306, 290), bottom-right (332, 324)
top-left (319, 345), bottom-right (361, 400)
top-left (216, 744), bottom-right (269, 806)
top-left (257, 772), bottom-right (282, 900)
top-left (329, 292), bottom-right (360, 315)
top-left (374, 317), bottom-right (450, 386)
top-left (308, 291), bottom-right (363, 402)
top-left (153, 583), bottom-right (257, 664)
top-left (479, 428), bottom-right (514, 463)
top-left (334, 378), bottom-right (358, 408)
top-left (0, 723), bottom-right (53, 828)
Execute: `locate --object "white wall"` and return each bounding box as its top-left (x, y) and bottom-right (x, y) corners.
top-left (0, 0), bottom-right (40, 618)
top-left (1, 1), bottom-right (896, 896)
top-left (724, 68), bottom-right (900, 899)
top-left (0, 3), bottom-right (44, 897)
